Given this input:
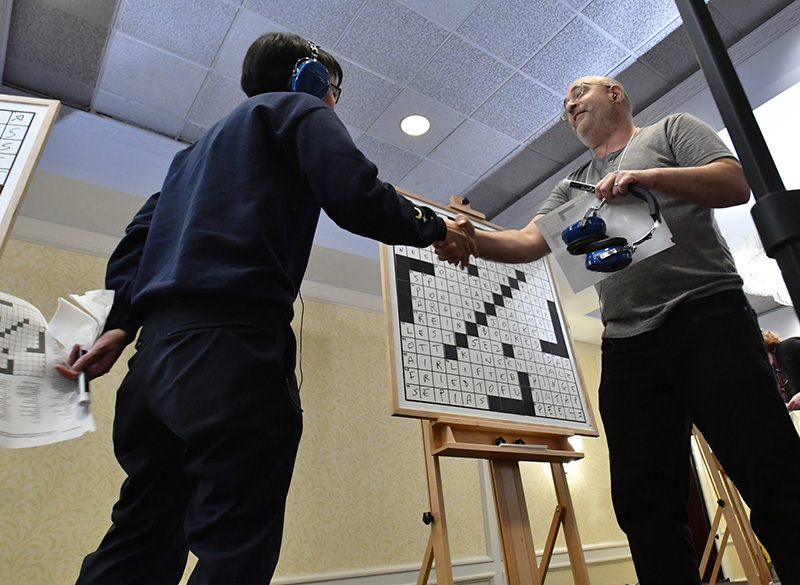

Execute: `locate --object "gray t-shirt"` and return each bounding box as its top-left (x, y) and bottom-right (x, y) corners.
top-left (537, 113), bottom-right (743, 338)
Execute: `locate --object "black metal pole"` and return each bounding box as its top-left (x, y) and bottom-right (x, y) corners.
top-left (674, 0), bottom-right (800, 317)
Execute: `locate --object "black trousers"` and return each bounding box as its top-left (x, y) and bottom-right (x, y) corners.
top-left (76, 300), bottom-right (302, 585)
top-left (600, 289), bottom-right (800, 585)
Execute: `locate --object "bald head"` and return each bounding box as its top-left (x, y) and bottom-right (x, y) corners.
top-left (566, 75), bottom-right (632, 114)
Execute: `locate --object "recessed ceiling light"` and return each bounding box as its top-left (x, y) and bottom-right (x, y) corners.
top-left (400, 114), bottom-right (430, 136)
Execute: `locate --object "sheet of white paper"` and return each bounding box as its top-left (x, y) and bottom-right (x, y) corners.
top-left (0, 292), bottom-right (97, 448)
top-left (68, 289), bottom-right (114, 324)
top-left (537, 192), bottom-right (674, 293)
top-left (48, 297), bottom-right (99, 350)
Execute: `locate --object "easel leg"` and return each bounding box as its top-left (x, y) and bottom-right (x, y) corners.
top-left (551, 462), bottom-right (591, 585)
top-left (490, 460), bottom-right (542, 585)
top-left (419, 420), bottom-right (454, 585)
top-left (693, 428), bottom-right (772, 585)
top-left (417, 535), bottom-right (435, 585)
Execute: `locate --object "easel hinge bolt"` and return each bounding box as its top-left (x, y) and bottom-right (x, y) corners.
top-left (422, 512), bottom-right (434, 525)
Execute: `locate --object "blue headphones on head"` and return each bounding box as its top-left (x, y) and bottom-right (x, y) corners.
top-left (291, 40), bottom-right (331, 100)
top-left (561, 181), bottom-right (661, 273)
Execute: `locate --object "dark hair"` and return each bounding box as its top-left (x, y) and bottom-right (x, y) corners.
top-left (241, 32), bottom-right (343, 98)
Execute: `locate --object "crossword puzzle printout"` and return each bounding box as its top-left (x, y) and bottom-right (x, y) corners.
top-left (0, 293), bottom-right (96, 448)
top-left (383, 212), bottom-right (594, 434)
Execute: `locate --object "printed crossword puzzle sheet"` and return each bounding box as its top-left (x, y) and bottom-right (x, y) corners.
top-left (0, 296), bottom-right (46, 377)
top-left (382, 202), bottom-right (594, 434)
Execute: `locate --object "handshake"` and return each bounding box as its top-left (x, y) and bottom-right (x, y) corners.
top-left (435, 215), bottom-right (478, 269)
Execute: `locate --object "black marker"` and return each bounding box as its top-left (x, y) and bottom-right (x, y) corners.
top-left (563, 179), bottom-right (596, 193)
top-left (76, 349), bottom-right (90, 407)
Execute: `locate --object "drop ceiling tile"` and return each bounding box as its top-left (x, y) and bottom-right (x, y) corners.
top-left (459, 181), bottom-right (518, 220)
top-left (522, 17), bottom-right (628, 95)
top-left (343, 123), bottom-right (363, 143)
top-left (7, 0), bottom-right (108, 85)
top-left (582, 0), bottom-right (679, 51)
top-left (355, 134), bottom-right (422, 184)
top-left (707, 0), bottom-right (793, 35)
top-left (471, 74), bottom-right (561, 141)
top-left (180, 122), bottom-right (208, 143)
top-left (188, 73), bottom-right (246, 127)
top-left (397, 0), bottom-right (482, 29)
top-left (458, 0), bottom-right (575, 67)
top-left (427, 118), bottom-right (518, 177)
top-left (636, 22), bottom-right (699, 83)
top-left (214, 10), bottom-right (281, 79)
top-left (482, 145), bottom-right (561, 195)
top-left (245, 0), bottom-right (363, 48)
top-left (332, 60), bottom-right (402, 131)
top-left (409, 35), bottom-right (514, 115)
top-left (632, 7), bottom-right (739, 88)
top-left (97, 34), bottom-right (209, 117)
top-left (41, 0), bottom-right (118, 27)
top-left (336, 0), bottom-right (448, 85)
top-left (397, 158), bottom-right (475, 205)
top-left (526, 118), bottom-right (586, 163)
top-left (610, 57), bottom-right (670, 116)
top-left (115, 0), bottom-right (238, 67)
top-left (706, 4), bottom-right (746, 46)
top-left (366, 89), bottom-right (465, 156)
top-left (93, 90), bottom-right (187, 137)
top-left (561, 0), bottom-right (589, 8)
top-left (3, 58), bottom-right (94, 107)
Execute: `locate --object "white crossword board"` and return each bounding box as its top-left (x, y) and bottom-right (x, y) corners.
top-left (381, 198), bottom-right (596, 435)
top-left (0, 94), bottom-right (60, 257)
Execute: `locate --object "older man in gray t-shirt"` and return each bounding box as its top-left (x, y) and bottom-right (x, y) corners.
top-left (435, 76), bottom-right (800, 584)
top-left (538, 112), bottom-right (742, 337)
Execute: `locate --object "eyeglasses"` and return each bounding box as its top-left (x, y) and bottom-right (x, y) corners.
top-left (330, 82), bottom-right (341, 104)
top-left (560, 82), bottom-right (612, 122)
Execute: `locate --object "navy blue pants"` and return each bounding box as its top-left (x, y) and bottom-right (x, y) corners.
top-left (600, 290), bottom-right (800, 585)
top-left (76, 300), bottom-right (302, 585)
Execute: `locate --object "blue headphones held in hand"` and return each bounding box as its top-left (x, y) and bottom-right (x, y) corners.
top-left (291, 40), bottom-right (330, 100)
top-left (561, 181), bottom-right (661, 273)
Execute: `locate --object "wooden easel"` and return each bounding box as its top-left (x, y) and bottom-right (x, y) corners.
top-left (692, 428), bottom-right (772, 585)
top-left (417, 417), bottom-right (591, 585)
top-left (448, 195), bottom-right (486, 221)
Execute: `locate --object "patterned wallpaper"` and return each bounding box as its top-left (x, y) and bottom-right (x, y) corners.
top-left (0, 238), bottom-right (632, 585)
top-left (0, 239), bottom-right (128, 584)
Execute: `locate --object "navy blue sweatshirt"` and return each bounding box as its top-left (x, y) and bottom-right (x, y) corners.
top-left (104, 92), bottom-right (446, 334)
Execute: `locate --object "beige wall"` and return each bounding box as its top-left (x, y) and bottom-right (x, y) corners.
top-left (0, 238), bottom-right (635, 584)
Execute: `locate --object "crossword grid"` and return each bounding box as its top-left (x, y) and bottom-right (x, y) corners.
top-left (393, 244), bottom-right (587, 425)
top-left (0, 298), bottom-right (46, 377)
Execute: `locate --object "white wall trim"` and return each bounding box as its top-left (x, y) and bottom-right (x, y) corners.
top-left (268, 540), bottom-right (631, 585)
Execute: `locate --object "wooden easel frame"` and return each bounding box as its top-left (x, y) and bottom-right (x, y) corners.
top-left (692, 428), bottom-right (772, 585)
top-left (417, 417), bottom-right (591, 585)
top-left (379, 194), bottom-right (596, 584)
top-left (0, 94), bottom-right (60, 257)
